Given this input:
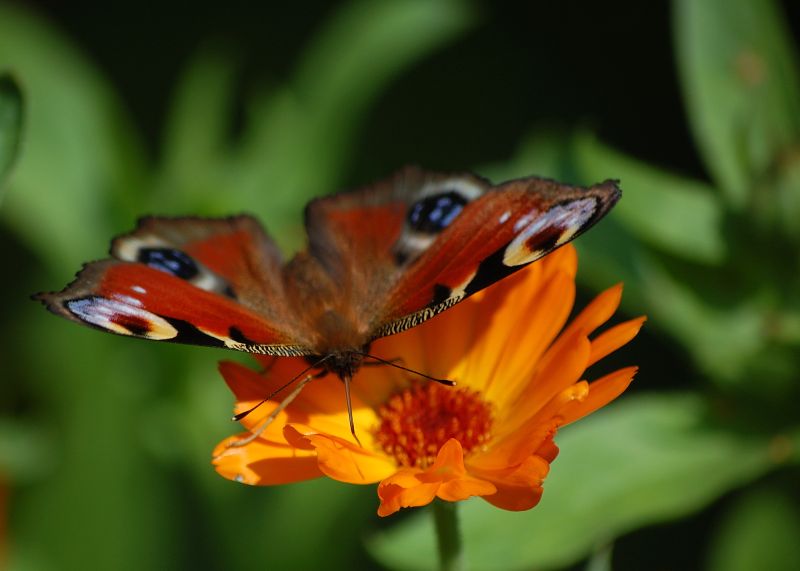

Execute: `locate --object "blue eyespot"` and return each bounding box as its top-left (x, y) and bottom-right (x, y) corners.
top-left (407, 191), bottom-right (467, 233)
top-left (137, 248), bottom-right (199, 280)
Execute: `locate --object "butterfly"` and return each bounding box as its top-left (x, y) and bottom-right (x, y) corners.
top-left (36, 166), bottom-right (620, 434)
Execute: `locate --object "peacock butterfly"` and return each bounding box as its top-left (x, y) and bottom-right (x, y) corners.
top-left (36, 166), bottom-right (620, 430)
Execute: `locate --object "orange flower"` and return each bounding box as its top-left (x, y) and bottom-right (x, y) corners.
top-left (213, 245), bottom-right (644, 516)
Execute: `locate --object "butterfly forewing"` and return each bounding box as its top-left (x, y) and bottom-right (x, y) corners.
top-left (374, 176), bottom-right (620, 337)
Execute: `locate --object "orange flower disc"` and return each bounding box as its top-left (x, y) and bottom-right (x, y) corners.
top-left (374, 383), bottom-right (493, 469)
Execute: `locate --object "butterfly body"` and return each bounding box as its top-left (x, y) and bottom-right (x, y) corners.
top-left (37, 167), bottom-right (621, 383)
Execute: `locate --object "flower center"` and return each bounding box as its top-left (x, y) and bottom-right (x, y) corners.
top-left (373, 383), bottom-right (493, 468)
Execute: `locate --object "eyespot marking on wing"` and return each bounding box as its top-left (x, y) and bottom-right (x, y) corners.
top-left (66, 296), bottom-right (179, 340)
top-left (407, 191), bottom-right (468, 234)
top-left (113, 235), bottom-right (236, 298)
top-left (137, 247), bottom-right (199, 280)
top-left (393, 177), bottom-right (487, 266)
top-left (503, 198), bottom-right (597, 267)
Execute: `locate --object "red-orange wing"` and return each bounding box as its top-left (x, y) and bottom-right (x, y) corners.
top-left (36, 215), bottom-right (314, 356)
top-left (303, 167), bottom-right (620, 341)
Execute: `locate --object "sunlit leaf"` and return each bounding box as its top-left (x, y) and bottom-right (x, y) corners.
top-left (584, 544), bottom-right (614, 571)
top-left (706, 488), bottom-right (800, 571)
top-left (369, 394), bottom-right (777, 571)
top-left (0, 3), bottom-right (146, 273)
top-left (636, 258), bottom-right (766, 382)
top-left (574, 132), bottom-right (726, 263)
top-left (773, 156), bottom-right (800, 239)
top-left (674, 0), bottom-right (800, 207)
top-left (576, 211), bottom-right (766, 384)
top-left (0, 73), bottom-right (23, 194)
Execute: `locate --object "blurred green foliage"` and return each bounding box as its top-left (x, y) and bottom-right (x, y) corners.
top-left (0, 74), bottom-right (22, 194)
top-left (0, 0), bottom-right (798, 570)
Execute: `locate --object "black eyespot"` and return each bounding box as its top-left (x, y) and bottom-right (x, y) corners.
top-left (137, 248), bottom-right (199, 280)
top-left (407, 191), bottom-right (467, 233)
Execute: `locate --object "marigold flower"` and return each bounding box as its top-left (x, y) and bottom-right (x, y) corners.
top-left (212, 245), bottom-right (644, 516)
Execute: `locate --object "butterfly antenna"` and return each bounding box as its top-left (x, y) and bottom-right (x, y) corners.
top-left (224, 372), bottom-right (317, 449)
top-left (342, 373), bottom-right (362, 447)
top-left (357, 352), bottom-right (455, 386)
top-left (232, 354), bottom-right (332, 422)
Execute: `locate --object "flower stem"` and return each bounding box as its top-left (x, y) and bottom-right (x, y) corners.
top-left (432, 500), bottom-right (464, 571)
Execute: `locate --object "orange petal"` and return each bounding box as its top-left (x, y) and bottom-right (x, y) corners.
top-left (475, 382), bottom-right (588, 469)
top-left (377, 469), bottom-right (440, 517)
top-left (221, 356), bottom-right (379, 445)
top-left (559, 367), bottom-right (638, 425)
top-left (371, 293), bottom-right (478, 384)
top-left (559, 283), bottom-right (623, 341)
top-left (418, 438), bottom-right (468, 482)
top-left (470, 418), bottom-right (558, 471)
top-left (437, 476), bottom-right (497, 502)
top-left (481, 270), bottom-right (576, 402)
top-left (534, 436), bottom-right (559, 463)
top-left (219, 360), bottom-right (272, 401)
top-left (376, 440), bottom-right (496, 516)
top-left (212, 433), bottom-right (322, 485)
top-left (348, 355), bottom-right (414, 409)
top-left (497, 335), bottom-right (590, 437)
top-left (588, 316), bottom-right (646, 367)
top-left (233, 399), bottom-right (290, 442)
top-left (283, 425), bottom-right (396, 484)
top-left (471, 455), bottom-right (550, 511)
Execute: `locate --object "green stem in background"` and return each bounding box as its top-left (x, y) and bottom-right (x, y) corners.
top-left (433, 500), bottom-right (464, 571)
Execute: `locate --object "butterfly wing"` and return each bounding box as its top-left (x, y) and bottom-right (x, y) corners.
top-left (304, 166), bottom-right (620, 340)
top-left (38, 169), bottom-right (620, 356)
top-left (36, 215), bottom-right (314, 356)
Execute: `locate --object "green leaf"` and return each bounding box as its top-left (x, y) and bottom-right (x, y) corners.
top-left (368, 394), bottom-right (778, 571)
top-left (0, 73), bottom-right (23, 194)
top-left (0, 3), bottom-right (146, 273)
top-left (706, 488), bottom-right (800, 571)
top-left (637, 258), bottom-right (766, 382)
top-left (574, 132), bottom-right (726, 263)
top-left (773, 153), bottom-right (800, 239)
top-left (674, 0), bottom-right (800, 207)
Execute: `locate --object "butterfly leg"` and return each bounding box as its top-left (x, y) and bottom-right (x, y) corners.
top-left (225, 372), bottom-right (318, 449)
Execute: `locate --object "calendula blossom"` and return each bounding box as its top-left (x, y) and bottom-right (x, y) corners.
top-left (213, 245), bottom-right (644, 516)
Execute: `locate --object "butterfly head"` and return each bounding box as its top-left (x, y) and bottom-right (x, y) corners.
top-left (306, 347), bottom-right (369, 381)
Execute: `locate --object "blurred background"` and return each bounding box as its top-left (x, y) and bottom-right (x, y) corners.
top-left (1, 0), bottom-right (799, 569)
